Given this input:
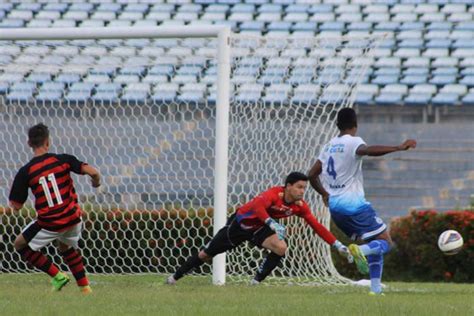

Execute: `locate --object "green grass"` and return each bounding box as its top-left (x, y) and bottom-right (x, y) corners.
top-left (0, 274), bottom-right (473, 316)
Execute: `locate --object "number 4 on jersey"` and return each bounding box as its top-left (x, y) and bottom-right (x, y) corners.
top-left (327, 156), bottom-right (337, 180)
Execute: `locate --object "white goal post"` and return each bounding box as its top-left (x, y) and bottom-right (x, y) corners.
top-left (0, 26), bottom-right (380, 285)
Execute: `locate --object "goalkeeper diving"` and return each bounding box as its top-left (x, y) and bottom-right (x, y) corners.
top-left (166, 172), bottom-right (351, 285)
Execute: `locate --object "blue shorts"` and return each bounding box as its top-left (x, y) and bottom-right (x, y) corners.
top-left (330, 206), bottom-right (387, 241)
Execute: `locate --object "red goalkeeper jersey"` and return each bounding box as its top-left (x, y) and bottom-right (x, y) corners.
top-left (235, 186), bottom-right (336, 245)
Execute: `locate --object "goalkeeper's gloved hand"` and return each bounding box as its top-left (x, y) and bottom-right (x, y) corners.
top-left (265, 218), bottom-right (286, 240)
top-left (333, 240), bottom-right (354, 263)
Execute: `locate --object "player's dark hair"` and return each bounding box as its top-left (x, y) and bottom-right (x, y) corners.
top-left (28, 123), bottom-right (49, 148)
top-left (336, 108), bottom-right (357, 131)
top-left (285, 172), bottom-right (308, 187)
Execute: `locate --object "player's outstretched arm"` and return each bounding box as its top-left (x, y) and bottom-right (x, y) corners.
top-left (82, 165), bottom-right (101, 188)
top-left (302, 213), bottom-right (351, 261)
top-left (308, 160), bottom-right (329, 206)
top-left (356, 139), bottom-right (417, 157)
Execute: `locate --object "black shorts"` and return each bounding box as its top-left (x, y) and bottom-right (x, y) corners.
top-left (203, 214), bottom-right (275, 257)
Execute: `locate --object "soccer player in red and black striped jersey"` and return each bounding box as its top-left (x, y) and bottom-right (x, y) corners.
top-left (166, 172), bottom-right (351, 285)
top-left (9, 123), bottom-right (101, 294)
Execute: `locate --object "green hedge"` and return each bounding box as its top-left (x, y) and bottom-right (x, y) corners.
top-left (332, 210), bottom-right (474, 282)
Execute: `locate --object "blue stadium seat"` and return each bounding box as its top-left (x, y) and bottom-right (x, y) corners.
top-left (0, 73), bottom-right (24, 83)
top-left (0, 80), bottom-right (9, 93)
top-left (291, 21), bottom-right (317, 32)
top-left (432, 67), bottom-right (458, 76)
top-left (124, 4), bottom-right (149, 13)
top-left (40, 82), bottom-right (66, 93)
top-left (431, 93), bottom-right (459, 106)
top-left (69, 3), bottom-right (95, 13)
top-left (375, 93), bottom-right (404, 105)
top-left (426, 39), bottom-right (452, 48)
top-left (404, 93), bottom-right (432, 106)
top-left (231, 4), bottom-right (255, 13)
top-left (460, 76), bottom-right (474, 87)
top-left (401, 75), bottom-right (428, 85)
top-left (426, 22), bottom-right (453, 31)
top-left (26, 73), bottom-right (51, 84)
top-left (347, 22), bottom-right (372, 31)
top-left (6, 90), bottom-right (34, 103)
top-left (462, 93), bottom-right (474, 105)
top-left (403, 68), bottom-right (429, 76)
top-left (375, 22), bottom-right (400, 31)
top-left (308, 4), bottom-right (333, 14)
top-left (430, 75), bottom-right (457, 85)
top-left (319, 21), bottom-right (345, 31)
top-left (36, 91), bottom-right (63, 103)
top-left (258, 4), bottom-right (282, 13)
top-left (400, 22), bottom-right (424, 30)
top-left (461, 67), bottom-right (474, 76)
top-left (10, 82), bottom-right (36, 93)
top-left (398, 39), bottom-right (424, 48)
top-left (455, 22), bottom-right (474, 31)
top-left (64, 91), bottom-right (92, 103)
top-left (96, 3), bottom-right (121, 12)
top-left (27, 20), bottom-right (52, 28)
top-left (354, 84), bottom-right (379, 106)
top-left (375, 68), bottom-right (400, 76)
top-left (453, 39), bottom-right (474, 49)
top-left (0, 3), bottom-right (13, 11)
top-left (267, 21), bottom-right (292, 31)
top-left (0, 19), bottom-right (25, 28)
top-left (69, 82), bottom-right (95, 93)
top-left (240, 21), bottom-right (265, 31)
top-left (372, 75), bottom-right (399, 85)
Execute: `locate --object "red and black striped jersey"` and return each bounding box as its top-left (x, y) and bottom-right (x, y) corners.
top-left (9, 153), bottom-right (87, 232)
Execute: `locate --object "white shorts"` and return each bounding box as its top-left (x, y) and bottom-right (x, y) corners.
top-left (22, 221), bottom-right (83, 251)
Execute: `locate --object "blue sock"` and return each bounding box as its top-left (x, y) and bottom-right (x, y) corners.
top-left (359, 239), bottom-right (391, 256)
top-left (368, 254), bottom-right (383, 293)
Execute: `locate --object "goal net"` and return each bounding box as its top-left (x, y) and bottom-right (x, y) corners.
top-left (0, 28), bottom-right (380, 285)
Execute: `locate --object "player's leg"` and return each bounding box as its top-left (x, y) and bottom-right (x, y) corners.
top-left (14, 221), bottom-right (68, 291)
top-left (168, 215), bottom-right (249, 284)
top-left (331, 212), bottom-right (370, 274)
top-left (349, 208), bottom-right (391, 294)
top-left (252, 229), bottom-right (287, 284)
top-left (362, 231), bottom-right (392, 295)
top-left (57, 222), bottom-right (91, 294)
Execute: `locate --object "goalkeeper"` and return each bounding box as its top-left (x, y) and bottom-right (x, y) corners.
top-left (166, 172), bottom-right (350, 285)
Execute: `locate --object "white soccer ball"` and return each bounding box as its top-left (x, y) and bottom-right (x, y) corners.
top-left (438, 230), bottom-right (464, 255)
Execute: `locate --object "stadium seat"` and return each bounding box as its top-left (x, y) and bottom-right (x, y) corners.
top-left (375, 68), bottom-right (400, 76)
top-left (461, 93), bottom-right (474, 105)
top-left (372, 75), bottom-right (399, 85)
top-left (401, 75), bottom-right (428, 85)
top-left (6, 90), bottom-right (34, 103)
top-left (258, 4), bottom-right (282, 13)
top-left (353, 84), bottom-right (379, 105)
top-left (432, 67), bottom-right (458, 76)
top-left (460, 76), bottom-right (474, 87)
top-left (43, 3), bottom-right (69, 13)
top-left (431, 93), bottom-right (459, 106)
top-left (430, 75), bottom-right (457, 85)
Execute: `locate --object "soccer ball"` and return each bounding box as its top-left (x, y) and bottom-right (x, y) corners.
top-left (438, 230), bottom-right (464, 255)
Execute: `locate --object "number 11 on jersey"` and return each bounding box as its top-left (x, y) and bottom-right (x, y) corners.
top-left (327, 156), bottom-right (337, 180)
top-left (39, 173), bottom-right (63, 207)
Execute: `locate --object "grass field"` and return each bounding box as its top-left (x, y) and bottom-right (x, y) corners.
top-left (0, 274), bottom-right (472, 316)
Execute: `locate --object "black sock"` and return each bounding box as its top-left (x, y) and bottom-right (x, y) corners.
top-left (254, 252), bottom-right (284, 282)
top-left (174, 252), bottom-right (205, 280)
